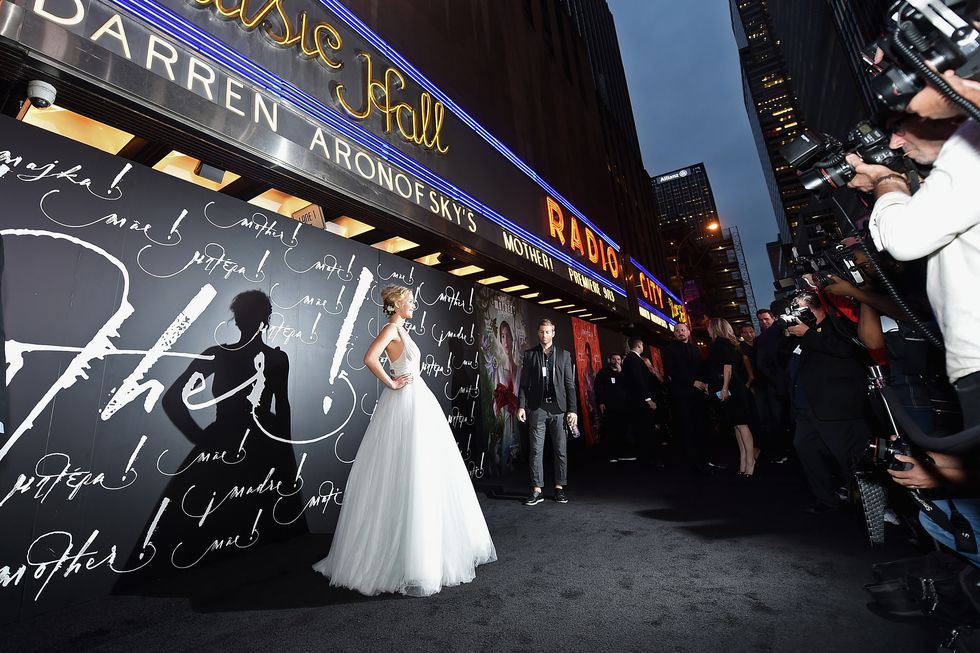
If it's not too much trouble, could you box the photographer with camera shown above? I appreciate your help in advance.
[868,1,980,120]
[824,260,980,566]
[887,448,980,564]
[783,291,871,514]
[844,114,980,430]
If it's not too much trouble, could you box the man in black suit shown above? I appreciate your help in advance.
[595,353,628,462]
[518,318,577,505]
[620,336,659,463]
[755,307,793,463]
[663,323,711,474]
[785,292,870,514]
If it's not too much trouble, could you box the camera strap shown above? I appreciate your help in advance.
[902,158,921,193]
[909,492,978,554]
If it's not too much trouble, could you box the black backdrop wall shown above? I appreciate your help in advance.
[0,116,625,622]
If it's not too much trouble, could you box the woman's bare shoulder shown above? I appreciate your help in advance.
[379,322,402,341]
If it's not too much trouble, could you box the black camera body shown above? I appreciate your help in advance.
[867,435,915,471]
[778,302,818,330]
[780,121,900,198]
[788,228,869,289]
[867,0,980,111]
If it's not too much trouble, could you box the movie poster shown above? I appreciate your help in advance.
[648,345,665,382]
[476,288,528,475]
[571,317,602,445]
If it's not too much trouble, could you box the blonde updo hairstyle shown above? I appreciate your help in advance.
[381,284,411,317]
[707,317,739,348]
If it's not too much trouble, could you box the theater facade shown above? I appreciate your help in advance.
[0,0,680,620]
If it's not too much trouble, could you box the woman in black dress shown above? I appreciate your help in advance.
[702,318,758,477]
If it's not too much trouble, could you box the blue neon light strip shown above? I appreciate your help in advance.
[629,257,682,304]
[318,0,619,251]
[107,0,626,298]
[638,299,677,327]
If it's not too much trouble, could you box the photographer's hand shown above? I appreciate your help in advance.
[786,323,809,338]
[822,274,859,299]
[907,68,980,119]
[888,455,943,489]
[845,154,902,195]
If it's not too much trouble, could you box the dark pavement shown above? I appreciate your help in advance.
[6,455,943,652]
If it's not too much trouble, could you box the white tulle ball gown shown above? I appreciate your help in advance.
[313,324,496,596]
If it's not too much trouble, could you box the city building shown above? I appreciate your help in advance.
[559,0,671,327]
[652,163,756,330]
[729,0,838,291]
[700,226,759,331]
[767,0,890,137]
[731,0,895,296]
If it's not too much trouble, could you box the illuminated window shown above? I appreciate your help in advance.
[152,151,241,191]
[248,188,315,217]
[373,237,419,254]
[330,216,375,238]
[477,275,509,285]
[449,265,484,276]
[414,252,442,266]
[22,104,134,155]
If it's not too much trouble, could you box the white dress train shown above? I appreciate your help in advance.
[313,325,496,596]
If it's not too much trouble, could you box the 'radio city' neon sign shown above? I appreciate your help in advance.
[631,257,685,325]
[546,196,621,281]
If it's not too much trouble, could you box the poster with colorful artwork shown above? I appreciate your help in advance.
[571,317,602,445]
[476,288,528,475]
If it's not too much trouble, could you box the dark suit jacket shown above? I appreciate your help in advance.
[663,340,703,402]
[595,366,627,410]
[791,319,870,421]
[518,345,577,413]
[756,325,791,396]
[621,351,658,408]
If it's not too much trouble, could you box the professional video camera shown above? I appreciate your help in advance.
[779,121,900,198]
[865,0,980,112]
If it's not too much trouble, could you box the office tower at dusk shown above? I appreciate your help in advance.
[652,164,756,329]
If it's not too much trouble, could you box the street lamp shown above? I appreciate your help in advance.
[670,221,720,324]
[671,221,719,290]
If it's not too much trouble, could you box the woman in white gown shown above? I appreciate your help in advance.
[313,284,496,596]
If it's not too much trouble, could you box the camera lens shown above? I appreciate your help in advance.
[799,162,856,197]
[871,66,921,111]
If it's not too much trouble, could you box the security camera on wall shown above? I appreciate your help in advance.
[26,80,56,109]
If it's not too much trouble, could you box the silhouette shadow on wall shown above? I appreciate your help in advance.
[115,290,311,600]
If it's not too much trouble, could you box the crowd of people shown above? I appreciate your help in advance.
[516,312,782,507]
[518,18,980,591]
[509,18,980,649]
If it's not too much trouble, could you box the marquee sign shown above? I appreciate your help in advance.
[0,0,628,312]
[630,257,685,329]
